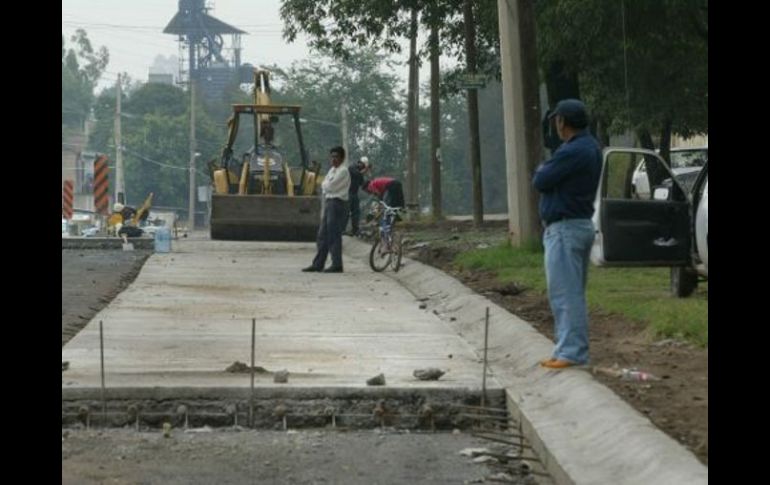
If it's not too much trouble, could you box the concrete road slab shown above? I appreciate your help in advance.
[62,239,494,391]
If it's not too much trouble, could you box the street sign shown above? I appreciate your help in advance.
[459,73,486,89]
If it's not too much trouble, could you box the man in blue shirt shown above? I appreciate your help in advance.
[532,99,602,369]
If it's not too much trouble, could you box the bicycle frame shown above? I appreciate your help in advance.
[368,200,404,272]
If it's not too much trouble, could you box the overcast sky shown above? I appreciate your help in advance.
[62,0,433,92]
[62,0,315,89]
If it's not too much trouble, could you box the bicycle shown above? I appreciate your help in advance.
[368,200,404,272]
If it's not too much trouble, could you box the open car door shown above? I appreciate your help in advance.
[591,148,692,267]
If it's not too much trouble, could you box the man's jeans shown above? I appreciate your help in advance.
[312,198,348,269]
[543,219,595,364]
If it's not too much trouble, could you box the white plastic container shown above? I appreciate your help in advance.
[154,226,171,253]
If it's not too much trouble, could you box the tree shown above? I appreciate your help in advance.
[267,47,407,174]
[62,29,109,130]
[280,0,503,220]
[88,82,223,210]
[418,79,507,216]
[536,0,708,158]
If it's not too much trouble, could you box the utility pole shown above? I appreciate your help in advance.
[406,8,420,211]
[188,80,197,231]
[340,102,349,161]
[114,73,125,204]
[496,0,543,245]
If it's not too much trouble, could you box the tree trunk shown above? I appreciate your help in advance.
[637,128,667,192]
[518,0,544,244]
[406,9,420,212]
[658,116,673,164]
[430,22,442,220]
[463,0,483,227]
[545,60,580,103]
[543,60,580,152]
[638,129,655,150]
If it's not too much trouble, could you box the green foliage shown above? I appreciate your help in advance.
[280,0,502,87]
[62,29,109,129]
[417,79,508,214]
[536,0,708,139]
[268,47,407,173]
[88,82,224,209]
[455,242,708,346]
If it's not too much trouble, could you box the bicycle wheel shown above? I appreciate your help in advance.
[391,232,403,272]
[369,237,392,272]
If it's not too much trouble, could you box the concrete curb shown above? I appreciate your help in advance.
[344,236,707,485]
[62,237,155,250]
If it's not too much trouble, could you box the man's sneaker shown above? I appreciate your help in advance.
[302,266,322,272]
[323,267,343,273]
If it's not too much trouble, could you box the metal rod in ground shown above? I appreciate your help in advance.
[459,413,511,422]
[452,404,508,413]
[471,428,526,440]
[99,320,106,424]
[481,307,490,408]
[250,318,256,428]
[472,432,534,450]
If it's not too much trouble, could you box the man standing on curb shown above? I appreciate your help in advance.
[532,99,602,369]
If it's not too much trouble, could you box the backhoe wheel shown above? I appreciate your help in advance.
[369,238,391,272]
[671,266,698,298]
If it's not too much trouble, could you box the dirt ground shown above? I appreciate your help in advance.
[62,428,540,485]
[401,220,708,465]
[62,249,151,347]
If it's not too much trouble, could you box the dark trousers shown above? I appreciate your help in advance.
[312,198,348,269]
[383,181,405,208]
[349,194,360,233]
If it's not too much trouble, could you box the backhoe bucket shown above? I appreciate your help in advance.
[209,194,320,241]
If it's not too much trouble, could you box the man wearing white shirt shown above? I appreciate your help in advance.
[302,146,351,273]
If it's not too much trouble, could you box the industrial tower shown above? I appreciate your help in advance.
[163,0,248,100]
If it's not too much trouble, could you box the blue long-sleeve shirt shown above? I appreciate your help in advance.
[532,130,602,225]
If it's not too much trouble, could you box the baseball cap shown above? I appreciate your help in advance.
[548,99,588,128]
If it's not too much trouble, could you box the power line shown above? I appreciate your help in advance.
[61,143,210,181]
[121,146,210,179]
[63,20,283,35]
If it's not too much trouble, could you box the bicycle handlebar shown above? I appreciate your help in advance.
[376,199,405,215]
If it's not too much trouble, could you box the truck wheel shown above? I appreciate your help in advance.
[671,266,698,297]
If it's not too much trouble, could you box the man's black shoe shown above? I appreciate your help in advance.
[323,267,343,273]
[302,266,322,272]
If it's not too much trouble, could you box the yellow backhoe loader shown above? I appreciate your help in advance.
[208,69,321,240]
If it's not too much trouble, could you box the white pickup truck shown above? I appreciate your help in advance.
[591,148,708,297]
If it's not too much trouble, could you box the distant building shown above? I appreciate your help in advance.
[148,72,175,85]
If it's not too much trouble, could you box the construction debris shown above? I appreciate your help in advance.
[273,370,289,383]
[225,361,268,373]
[366,373,386,386]
[413,368,446,381]
[459,447,492,457]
